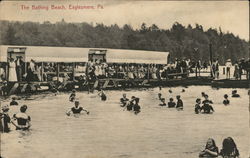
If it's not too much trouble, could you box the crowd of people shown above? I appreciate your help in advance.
[0,87,244,158]
[0,57,250,85]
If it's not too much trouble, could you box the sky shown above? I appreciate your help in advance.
[0,1,249,40]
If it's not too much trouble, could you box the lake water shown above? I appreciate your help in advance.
[1,86,249,158]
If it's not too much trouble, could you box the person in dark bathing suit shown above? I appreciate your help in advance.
[12,105,31,130]
[176,95,183,110]
[98,89,107,101]
[195,98,202,114]
[232,90,240,98]
[120,94,129,107]
[219,137,239,158]
[223,94,230,105]
[159,98,166,106]
[10,97,18,106]
[66,101,89,116]
[201,96,214,114]
[0,105,11,133]
[199,138,219,158]
[126,96,136,111]
[202,95,213,105]
[133,98,141,114]
[168,98,176,108]
[69,90,76,102]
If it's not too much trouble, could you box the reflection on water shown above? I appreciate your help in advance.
[1,86,249,158]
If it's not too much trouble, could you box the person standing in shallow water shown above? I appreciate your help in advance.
[195,98,202,114]
[176,95,183,110]
[223,94,230,105]
[0,105,11,133]
[168,98,176,108]
[199,138,219,157]
[133,98,141,114]
[98,89,107,101]
[120,93,129,107]
[12,105,31,130]
[66,101,89,116]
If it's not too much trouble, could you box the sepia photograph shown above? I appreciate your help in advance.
[0,0,249,158]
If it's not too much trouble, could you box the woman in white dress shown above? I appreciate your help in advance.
[8,58,17,82]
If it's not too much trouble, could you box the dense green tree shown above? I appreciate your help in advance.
[0,20,248,64]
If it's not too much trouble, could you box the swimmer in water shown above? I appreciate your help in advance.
[158,93,163,100]
[168,98,176,108]
[195,98,201,114]
[12,105,31,130]
[125,96,136,111]
[199,138,219,158]
[10,97,18,106]
[201,100,214,114]
[202,95,213,105]
[176,95,183,110]
[66,101,89,116]
[232,90,240,98]
[133,98,141,114]
[98,89,107,101]
[223,94,230,105]
[159,98,166,106]
[69,90,76,102]
[120,93,129,107]
[0,105,11,133]
[201,92,206,98]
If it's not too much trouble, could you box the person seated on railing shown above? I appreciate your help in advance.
[0,63,6,82]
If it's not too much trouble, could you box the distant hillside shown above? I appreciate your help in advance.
[0,20,249,64]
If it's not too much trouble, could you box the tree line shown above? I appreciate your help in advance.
[0,20,249,64]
